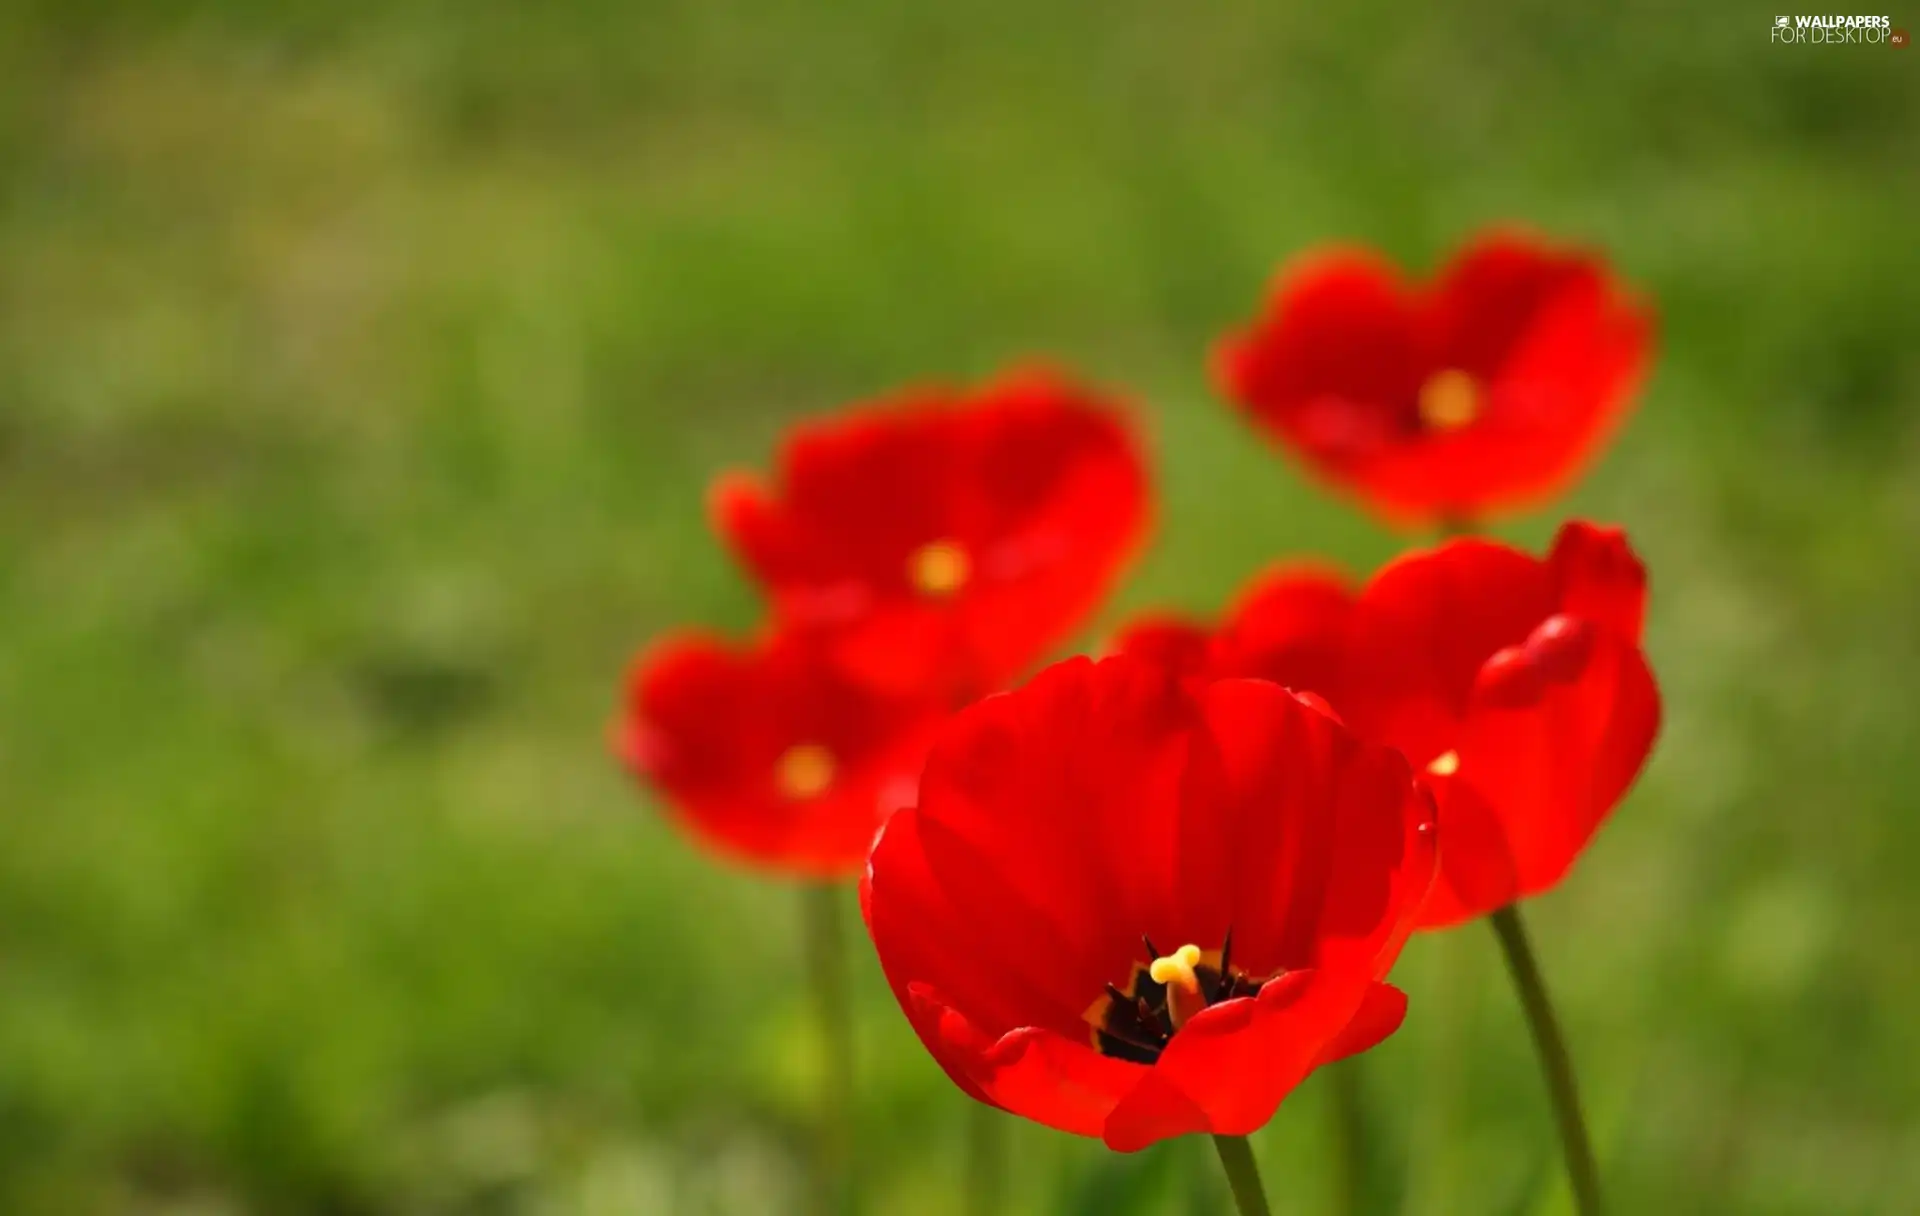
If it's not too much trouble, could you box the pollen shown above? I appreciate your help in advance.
[907,540,971,597]
[775,743,836,800]
[1427,749,1460,776]
[1088,933,1269,1062]
[1148,944,1203,993]
[1148,943,1208,1030]
[1418,368,1482,432]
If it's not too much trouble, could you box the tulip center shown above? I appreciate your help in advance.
[907,540,971,598]
[1085,933,1275,1065]
[1148,943,1210,1031]
[775,743,836,800]
[1148,943,1202,992]
[1417,368,1482,432]
[1426,749,1460,776]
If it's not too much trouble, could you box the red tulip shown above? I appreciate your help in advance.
[862,655,1436,1150]
[711,368,1150,702]
[1113,563,1356,702]
[1103,616,1215,682]
[616,631,945,879]
[1214,230,1652,525]
[1344,522,1660,926]
[1114,522,1661,928]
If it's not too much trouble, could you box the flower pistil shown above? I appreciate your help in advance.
[1084,932,1275,1064]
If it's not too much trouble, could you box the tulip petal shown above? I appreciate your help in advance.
[1213,565,1357,702]
[1345,538,1556,765]
[1548,519,1649,644]
[914,657,1192,997]
[867,806,1092,1043]
[1109,615,1216,679]
[711,372,1148,698]
[621,631,940,877]
[1102,970,1376,1151]
[1183,679,1436,980]
[1411,773,1522,929]
[1216,230,1652,525]
[911,988,1144,1140]
[1215,249,1422,462]
[1440,623,1662,915]
[1315,982,1410,1067]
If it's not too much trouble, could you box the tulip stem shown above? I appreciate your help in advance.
[1211,1134,1273,1216]
[1490,904,1601,1215]
[964,1101,1006,1215]
[1328,1058,1367,1216]
[803,883,857,1216]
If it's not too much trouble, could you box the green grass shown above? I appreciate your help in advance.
[2,1,1917,1211]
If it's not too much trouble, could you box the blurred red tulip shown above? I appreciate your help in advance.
[711,368,1150,702]
[1113,562,1356,701]
[1114,522,1661,928]
[615,631,945,879]
[862,656,1435,1150]
[1214,230,1652,526]
[1104,615,1216,682]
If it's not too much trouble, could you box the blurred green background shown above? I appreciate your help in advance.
[3,1,1917,1212]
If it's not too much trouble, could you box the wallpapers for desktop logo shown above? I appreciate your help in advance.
[1769,14,1905,43]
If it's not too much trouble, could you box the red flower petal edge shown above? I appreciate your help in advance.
[861,655,1436,1149]
[1111,561,1356,704]
[616,630,945,879]
[1214,229,1653,526]
[711,366,1151,701]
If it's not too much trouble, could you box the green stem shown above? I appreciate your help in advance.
[1406,928,1472,1213]
[803,884,856,1216]
[1211,1134,1273,1216]
[964,1100,1006,1215]
[1489,904,1602,1216]
[1328,1058,1367,1216]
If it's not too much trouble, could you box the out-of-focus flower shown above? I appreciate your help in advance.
[711,368,1149,702]
[1214,230,1652,525]
[862,656,1435,1150]
[1112,563,1355,700]
[616,631,944,879]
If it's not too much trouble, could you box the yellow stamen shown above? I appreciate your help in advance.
[1418,368,1482,431]
[775,743,836,800]
[907,540,971,597]
[1149,943,1206,1029]
[1148,944,1203,993]
[1426,749,1460,777]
